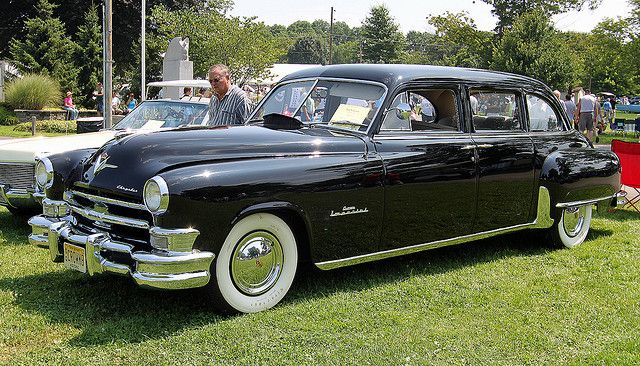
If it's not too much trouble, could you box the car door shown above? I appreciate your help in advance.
[373,85,478,251]
[469,88,536,231]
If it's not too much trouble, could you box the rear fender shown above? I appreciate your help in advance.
[539,148,620,214]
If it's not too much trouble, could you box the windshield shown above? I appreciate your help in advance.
[251,79,386,132]
[113,100,209,130]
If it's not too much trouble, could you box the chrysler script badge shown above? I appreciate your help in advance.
[330,206,369,217]
[93,152,118,176]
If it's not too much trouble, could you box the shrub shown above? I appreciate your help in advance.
[13,119,76,133]
[5,74,61,110]
[0,104,18,125]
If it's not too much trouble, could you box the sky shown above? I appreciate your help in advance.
[229,0,634,34]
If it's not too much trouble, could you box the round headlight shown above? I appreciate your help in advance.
[35,158,54,189]
[143,176,169,214]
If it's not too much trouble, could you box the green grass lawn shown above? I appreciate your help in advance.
[0,206,638,365]
[0,125,67,138]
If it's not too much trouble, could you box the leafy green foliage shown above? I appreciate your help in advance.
[147,5,281,85]
[481,0,602,33]
[5,74,61,110]
[9,0,79,93]
[74,5,103,108]
[0,104,19,126]
[492,9,578,90]
[427,12,493,68]
[287,36,326,64]
[360,5,405,63]
[12,119,76,133]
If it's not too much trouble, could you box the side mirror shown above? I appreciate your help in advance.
[392,103,412,120]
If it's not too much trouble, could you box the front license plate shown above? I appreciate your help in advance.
[64,242,87,273]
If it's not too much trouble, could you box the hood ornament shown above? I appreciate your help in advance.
[93,152,118,176]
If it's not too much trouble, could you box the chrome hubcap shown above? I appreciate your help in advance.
[231,231,284,296]
[563,206,586,238]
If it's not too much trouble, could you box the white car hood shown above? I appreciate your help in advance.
[0,130,117,163]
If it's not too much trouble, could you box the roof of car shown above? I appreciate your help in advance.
[279,64,549,91]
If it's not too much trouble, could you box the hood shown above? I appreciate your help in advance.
[0,131,117,163]
[80,125,367,198]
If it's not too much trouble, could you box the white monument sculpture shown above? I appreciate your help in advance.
[162,37,193,99]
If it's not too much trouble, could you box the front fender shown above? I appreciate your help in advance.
[539,148,620,208]
[44,148,97,200]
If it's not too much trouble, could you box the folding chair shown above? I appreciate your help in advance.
[612,118,625,135]
[611,139,640,212]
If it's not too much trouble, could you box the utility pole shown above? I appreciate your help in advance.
[103,0,113,129]
[328,7,334,65]
[141,0,146,101]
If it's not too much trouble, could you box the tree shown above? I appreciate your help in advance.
[148,6,281,86]
[428,12,493,68]
[333,41,360,64]
[581,18,637,94]
[492,9,578,90]
[360,5,405,63]
[9,0,79,93]
[287,36,326,64]
[480,0,602,34]
[74,5,103,107]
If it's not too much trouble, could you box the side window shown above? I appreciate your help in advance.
[527,94,561,132]
[380,89,460,132]
[471,90,521,131]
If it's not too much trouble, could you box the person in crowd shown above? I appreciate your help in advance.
[563,94,576,125]
[602,97,612,126]
[577,89,596,141]
[207,64,252,125]
[63,91,79,120]
[126,93,137,113]
[553,90,561,100]
[93,82,104,116]
[181,87,192,99]
[111,91,122,115]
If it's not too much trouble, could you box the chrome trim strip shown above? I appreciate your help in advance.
[555,194,618,208]
[68,204,150,229]
[315,186,554,270]
[69,190,146,210]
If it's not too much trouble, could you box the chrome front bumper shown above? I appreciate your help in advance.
[0,184,38,209]
[29,214,215,290]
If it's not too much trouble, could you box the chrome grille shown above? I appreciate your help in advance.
[0,163,34,190]
[65,189,153,245]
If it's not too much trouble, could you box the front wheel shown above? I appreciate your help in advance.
[551,205,592,248]
[206,213,298,314]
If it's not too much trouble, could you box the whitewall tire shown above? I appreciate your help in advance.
[209,213,298,313]
[552,205,592,248]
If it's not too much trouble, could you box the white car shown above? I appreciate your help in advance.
[0,98,210,213]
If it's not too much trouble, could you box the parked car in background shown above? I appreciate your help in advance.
[29,64,621,314]
[0,98,210,214]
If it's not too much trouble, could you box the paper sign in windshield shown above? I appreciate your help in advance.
[330,104,370,125]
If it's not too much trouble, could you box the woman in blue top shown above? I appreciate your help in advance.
[126,93,138,113]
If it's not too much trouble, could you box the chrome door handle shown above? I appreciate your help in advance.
[461,145,475,150]
[477,144,493,148]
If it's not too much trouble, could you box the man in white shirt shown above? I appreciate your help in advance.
[577,89,596,141]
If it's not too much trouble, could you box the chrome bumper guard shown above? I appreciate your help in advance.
[0,184,35,208]
[29,213,215,290]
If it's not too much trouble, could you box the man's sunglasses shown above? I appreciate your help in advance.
[208,78,222,83]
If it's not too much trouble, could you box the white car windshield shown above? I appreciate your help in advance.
[251,79,386,132]
[113,101,209,130]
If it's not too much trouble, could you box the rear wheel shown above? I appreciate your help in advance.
[206,213,298,314]
[551,205,592,248]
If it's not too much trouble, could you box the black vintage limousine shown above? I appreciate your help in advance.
[29,65,621,313]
